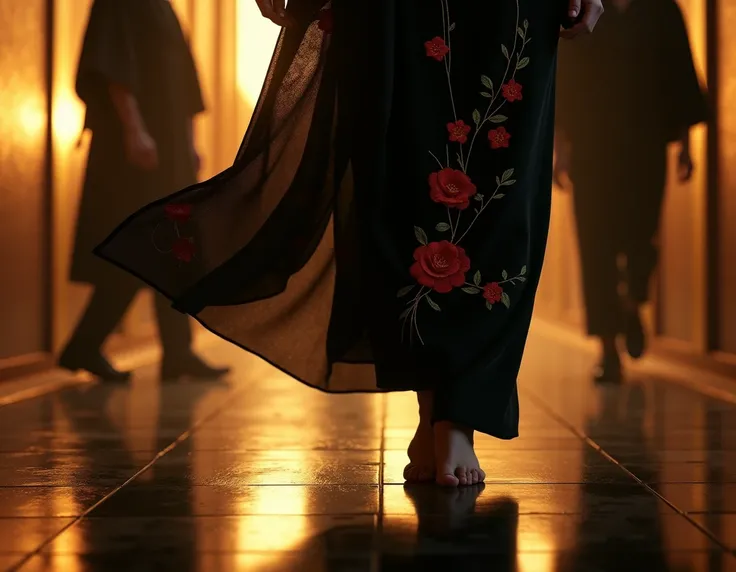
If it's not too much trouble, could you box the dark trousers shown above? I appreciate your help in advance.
[66,276,192,357]
[571,157,666,338]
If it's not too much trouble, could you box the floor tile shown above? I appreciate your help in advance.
[90,485,379,517]
[43,515,376,554]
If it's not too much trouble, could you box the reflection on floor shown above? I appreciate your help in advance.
[0,330,734,572]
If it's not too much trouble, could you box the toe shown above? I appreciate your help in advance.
[455,466,469,485]
[437,464,460,486]
[468,468,479,484]
[403,463,419,482]
[477,468,486,483]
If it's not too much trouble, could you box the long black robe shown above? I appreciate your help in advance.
[556,0,707,336]
[96,0,565,438]
[71,0,204,285]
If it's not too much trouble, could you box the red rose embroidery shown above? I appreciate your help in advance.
[483,282,503,304]
[318,8,333,33]
[488,127,511,149]
[172,237,195,263]
[447,120,471,144]
[501,79,523,102]
[410,241,471,294]
[429,168,477,210]
[425,37,449,61]
[164,203,192,223]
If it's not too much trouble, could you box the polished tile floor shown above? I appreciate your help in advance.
[0,329,735,571]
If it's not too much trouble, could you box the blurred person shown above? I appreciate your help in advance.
[554,0,707,382]
[59,0,230,383]
[95,0,602,485]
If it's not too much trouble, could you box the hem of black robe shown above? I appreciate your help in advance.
[92,244,520,441]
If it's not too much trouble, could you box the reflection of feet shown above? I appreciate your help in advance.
[593,350,622,384]
[625,307,646,359]
[160,353,230,382]
[433,421,485,487]
[58,349,131,383]
[404,391,435,483]
[403,482,485,532]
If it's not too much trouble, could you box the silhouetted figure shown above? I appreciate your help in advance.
[59,0,229,383]
[554,0,707,381]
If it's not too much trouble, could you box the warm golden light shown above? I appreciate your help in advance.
[16,99,45,140]
[52,92,85,148]
[517,528,556,572]
[236,0,281,107]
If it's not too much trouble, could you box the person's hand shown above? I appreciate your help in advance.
[677,146,694,182]
[256,0,291,26]
[561,0,604,39]
[124,127,158,171]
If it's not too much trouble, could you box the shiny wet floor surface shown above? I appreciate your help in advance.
[0,333,735,571]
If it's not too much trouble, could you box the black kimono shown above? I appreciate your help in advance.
[96,0,565,437]
[556,0,707,337]
[65,0,204,359]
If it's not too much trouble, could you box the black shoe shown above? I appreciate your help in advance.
[593,353,622,384]
[58,348,132,383]
[160,353,230,382]
[625,308,646,359]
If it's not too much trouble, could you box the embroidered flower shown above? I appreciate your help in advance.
[501,79,523,102]
[483,282,504,304]
[429,168,477,210]
[447,120,471,144]
[172,237,195,263]
[410,241,471,294]
[164,203,192,223]
[488,126,511,149]
[425,37,450,61]
[318,8,333,33]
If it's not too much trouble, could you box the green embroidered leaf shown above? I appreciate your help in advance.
[399,307,412,320]
[472,109,481,126]
[518,276,527,282]
[449,22,456,32]
[516,57,530,70]
[489,115,507,123]
[492,193,505,199]
[502,168,515,182]
[473,271,482,286]
[495,176,501,186]
[501,292,511,309]
[397,285,414,298]
[481,75,493,90]
[517,26,525,40]
[462,287,480,295]
[501,179,516,186]
[473,193,484,201]
[501,44,509,59]
[502,270,508,280]
[520,265,527,275]
[523,19,529,29]
[435,222,451,232]
[426,296,441,312]
[480,92,493,98]
[414,226,428,245]
[486,301,494,311]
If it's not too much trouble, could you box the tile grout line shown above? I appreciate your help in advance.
[374,392,388,572]
[522,389,736,557]
[6,386,249,572]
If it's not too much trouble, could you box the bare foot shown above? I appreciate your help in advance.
[433,421,486,487]
[403,391,435,483]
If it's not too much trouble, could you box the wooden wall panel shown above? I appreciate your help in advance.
[0,0,50,359]
[716,0,736,353]
[657,0,708,347]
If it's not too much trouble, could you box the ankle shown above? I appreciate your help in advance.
[434,420,474,442]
